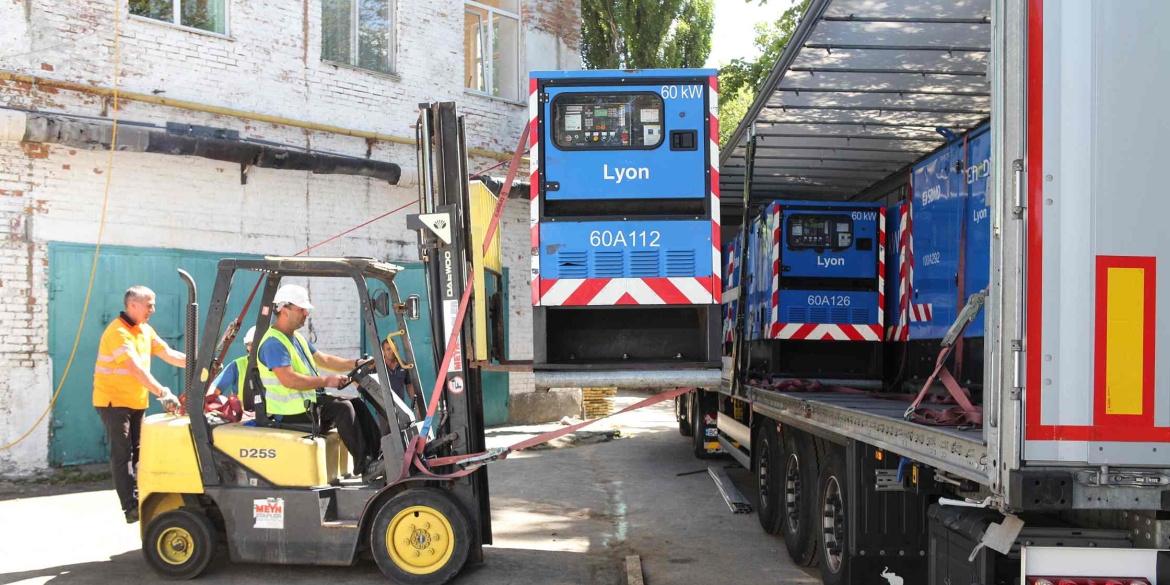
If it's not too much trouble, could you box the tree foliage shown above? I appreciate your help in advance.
[717,0,810,145]
[581,0,714,69]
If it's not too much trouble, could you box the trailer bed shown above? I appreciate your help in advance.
[745,388,988,484]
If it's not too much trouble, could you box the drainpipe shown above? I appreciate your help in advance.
[1,110,416,185]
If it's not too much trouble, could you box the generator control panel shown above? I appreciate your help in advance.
[553,93,664,149]
[787,215,854,250]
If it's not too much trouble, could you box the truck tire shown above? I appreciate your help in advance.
[783,430,820,567]
[755,422,785,534]
[817,447,850,585]
[691,390,719,459]
[677,394,693,437]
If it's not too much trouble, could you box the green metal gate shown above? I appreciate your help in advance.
[49,245,511,466]
[48,243,262,466]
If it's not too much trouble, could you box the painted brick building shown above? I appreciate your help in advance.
[0,0,581,475]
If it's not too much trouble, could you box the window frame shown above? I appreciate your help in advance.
[128,0,232,38]
[321,0,397,76]
[463,0,522,104]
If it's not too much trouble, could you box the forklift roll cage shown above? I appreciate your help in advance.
[185,256,425,486]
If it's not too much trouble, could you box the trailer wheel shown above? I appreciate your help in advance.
[783,431,820,567]
[677,394,693,437]
[142,508,217,580]
[691,390,719,459]
[371,487,471,585]
[818,448,850,585]
[755,422,784,534]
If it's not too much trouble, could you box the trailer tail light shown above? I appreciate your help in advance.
[1028,579,1151,585]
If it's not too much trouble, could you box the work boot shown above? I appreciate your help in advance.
[125,507,139,524]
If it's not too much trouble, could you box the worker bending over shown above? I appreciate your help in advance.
[257,285,373,476]
[94,285,186,524]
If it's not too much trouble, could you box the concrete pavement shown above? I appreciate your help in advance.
[0,391,819,584]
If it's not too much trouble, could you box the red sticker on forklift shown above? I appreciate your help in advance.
[448,375,465,395]
[253,497,284,530]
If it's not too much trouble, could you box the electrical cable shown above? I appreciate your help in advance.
[1,4,121,452]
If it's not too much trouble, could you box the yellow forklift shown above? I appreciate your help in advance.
[134,102,509,583]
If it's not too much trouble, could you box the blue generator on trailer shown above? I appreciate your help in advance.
[733,200,886,381]
[529,69,721,385]
[887,123,991,389]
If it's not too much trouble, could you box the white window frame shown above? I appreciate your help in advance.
[322,0,397,76]
[129,0,231,38]
[464,0,522,104]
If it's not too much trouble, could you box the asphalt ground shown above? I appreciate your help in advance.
[0,391,818,585]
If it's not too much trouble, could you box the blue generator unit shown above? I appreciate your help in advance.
[886,123,991,388]
[730,200,886,380]
[529,69,721,380]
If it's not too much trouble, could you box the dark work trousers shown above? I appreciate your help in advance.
[97,406,145,513]
[351,396,384,461]
[281,395,368,471]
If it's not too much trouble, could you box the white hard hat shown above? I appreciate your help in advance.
[243,326,257,345]
[273,284,314,311]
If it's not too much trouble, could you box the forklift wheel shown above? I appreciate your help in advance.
[371,488,471,585]
[143,508,217,580]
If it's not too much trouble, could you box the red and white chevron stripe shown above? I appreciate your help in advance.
[909,303,933,322]
[708,75,721,304]
[890,202,912,341]
[539,277,716,306]
[877,206,886,328]
[772,323,883,342]
[529,78,541,307]
[722,239,737,344]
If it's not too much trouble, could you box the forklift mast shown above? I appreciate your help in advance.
[408,102,493,552]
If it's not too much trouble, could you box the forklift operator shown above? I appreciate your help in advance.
[257,284,372,475]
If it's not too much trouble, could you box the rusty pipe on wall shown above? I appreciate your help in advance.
[1,109,415,185]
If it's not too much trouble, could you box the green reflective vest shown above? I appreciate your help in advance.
[229,355,247,396]
[257,329,319,416]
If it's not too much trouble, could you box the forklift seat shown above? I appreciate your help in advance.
[245,364,320,436]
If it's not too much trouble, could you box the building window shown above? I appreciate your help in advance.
[129,0,227,35]
[322,0,395,75]
[464,0,520,102]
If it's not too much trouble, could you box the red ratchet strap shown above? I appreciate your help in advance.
[753,378,910,402]
[904,343,983,427]
[398,387,695,482]
[903,292,985,427]
[415,126,529,456]
[747,375,979,427]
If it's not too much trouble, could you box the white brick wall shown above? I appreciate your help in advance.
[0,0,580,475]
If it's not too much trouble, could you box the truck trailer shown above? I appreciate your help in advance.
[677,0,1170,583]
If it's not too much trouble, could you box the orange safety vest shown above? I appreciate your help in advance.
[92,314,164,410]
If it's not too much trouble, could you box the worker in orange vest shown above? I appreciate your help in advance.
[93,285,186,524]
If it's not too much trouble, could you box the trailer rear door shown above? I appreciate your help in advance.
[1024,0,1170,465]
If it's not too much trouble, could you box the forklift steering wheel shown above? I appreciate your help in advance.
[345,355,377,385]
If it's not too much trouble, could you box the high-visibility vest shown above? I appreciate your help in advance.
[229,356,247,395]
[257,329,319,416]
[92,315,163,410]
